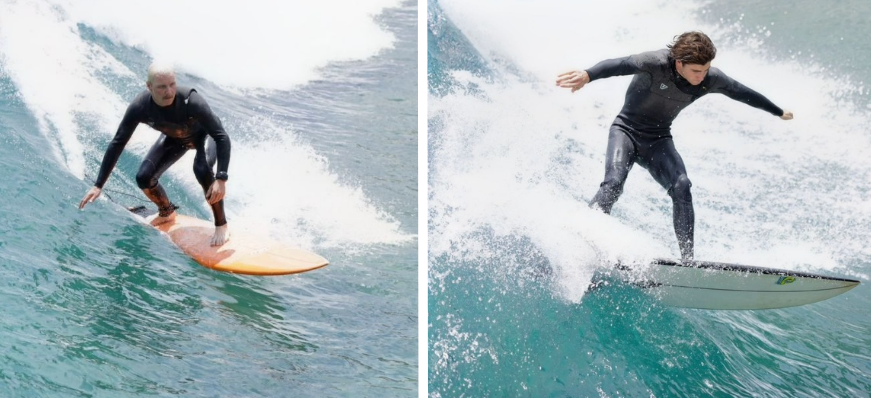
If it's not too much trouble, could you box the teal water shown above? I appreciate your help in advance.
[428,0,871,396]
[0,0,417,396]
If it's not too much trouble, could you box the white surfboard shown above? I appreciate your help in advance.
[617,259,860,310]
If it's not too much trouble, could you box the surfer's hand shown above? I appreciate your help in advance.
[206,180,225,205]
[780,110,794,120]
[556,70,590,93]
[79,186,102,209]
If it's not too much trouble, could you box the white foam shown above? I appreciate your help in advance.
[430,73,665,303]
[0,0,132,177]
[47,0,402,89]
[162,117,411,249]
[431,0,871,302]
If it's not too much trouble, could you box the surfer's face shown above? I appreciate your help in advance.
[676,60,710,86]
[147,73,177,107]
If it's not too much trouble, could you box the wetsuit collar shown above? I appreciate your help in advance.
[668,56,688,84]
[670,56,710,94]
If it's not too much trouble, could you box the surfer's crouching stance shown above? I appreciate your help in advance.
[556,31,792,261]
[79,62,231,246]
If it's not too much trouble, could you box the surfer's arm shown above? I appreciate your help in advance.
[584,56,641,81]
[556,70,592,93]
[188,92,231,176]
[82,102,139,209]
[709,69,789,118]
[557,55,642,92]
[93,103,141,189]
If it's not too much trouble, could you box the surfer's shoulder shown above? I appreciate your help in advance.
[122,90,152,117]
[629,49,670,70]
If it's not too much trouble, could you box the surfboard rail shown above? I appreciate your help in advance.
[618,258,860,310]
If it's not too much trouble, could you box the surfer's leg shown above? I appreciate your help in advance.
[137,135,188,225]
[193,137,229,245]
[589,126,636,213]
[648,139,694,261]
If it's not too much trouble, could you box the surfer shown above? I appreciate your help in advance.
[555,31,792,261]
[79,62,232,246]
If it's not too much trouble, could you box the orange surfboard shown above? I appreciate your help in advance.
[141,211,328,276]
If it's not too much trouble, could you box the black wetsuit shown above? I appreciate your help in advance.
[94,87,231,226]
[584,49,783,260]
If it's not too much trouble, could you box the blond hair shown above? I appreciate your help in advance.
[147,61,176,83]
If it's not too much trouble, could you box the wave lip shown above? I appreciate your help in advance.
[49,0,403,89]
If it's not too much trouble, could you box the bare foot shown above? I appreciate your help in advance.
[149,211,177,226]
[211,224,230,246]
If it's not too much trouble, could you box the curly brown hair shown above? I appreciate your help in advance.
[667,31,717,65]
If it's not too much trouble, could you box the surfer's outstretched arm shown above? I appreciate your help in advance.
[80,99,144,210]
[556,70,591,92]
[93,101,143,189]
[556,55,647,93]
[709,70,793,121]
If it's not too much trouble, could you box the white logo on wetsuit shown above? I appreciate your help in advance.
[660,83,668,90]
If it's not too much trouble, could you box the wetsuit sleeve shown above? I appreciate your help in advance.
[188,91,231,175]
[94,101,142,188]
[584,56,641,81]
[709,69,784,117]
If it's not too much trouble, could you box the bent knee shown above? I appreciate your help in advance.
[136,170,157,189]
[668,174,692,201]
[192,162,214,187]
[192,162,212,179]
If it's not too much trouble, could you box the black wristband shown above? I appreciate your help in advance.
[215,171,228,181]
